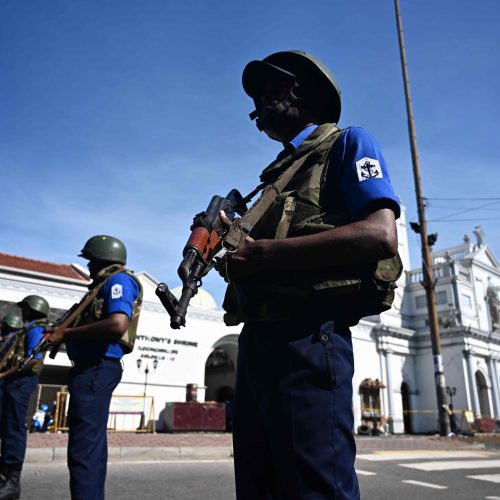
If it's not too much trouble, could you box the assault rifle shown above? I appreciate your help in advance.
[156,189,248,329]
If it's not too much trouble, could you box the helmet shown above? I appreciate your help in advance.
[79,235,127,265]
[242,50,342,126]
[17,295,49,317]
[1,313,23,330]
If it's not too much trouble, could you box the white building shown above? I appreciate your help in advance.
[1,217,499,434]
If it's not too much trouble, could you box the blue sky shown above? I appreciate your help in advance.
[1,0,499,307]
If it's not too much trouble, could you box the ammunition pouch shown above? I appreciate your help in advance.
[223,254,402,326]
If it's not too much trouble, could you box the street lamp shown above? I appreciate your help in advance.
[136,358,159,430]
[446,386,457,407]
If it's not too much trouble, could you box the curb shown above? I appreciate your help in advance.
[25,446,234,463]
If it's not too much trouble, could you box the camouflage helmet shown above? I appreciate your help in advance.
[242,50,342,124]
[79,235,127,265]
[1,313,23,330]
[17,295,49,317]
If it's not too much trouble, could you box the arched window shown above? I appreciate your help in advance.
[475,371,491,418]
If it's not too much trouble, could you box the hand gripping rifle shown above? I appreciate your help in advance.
[155,189,248,329]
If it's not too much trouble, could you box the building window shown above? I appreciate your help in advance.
[417,291,447,309]
[459,270,471,282]
[461,293,472,309]
[435,291,447,305]
[416,295,426,309]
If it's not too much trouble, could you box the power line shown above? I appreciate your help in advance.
[429,217,500,222]
[428,205,500,211]
[429,200,500,222]
[427,197,500,201]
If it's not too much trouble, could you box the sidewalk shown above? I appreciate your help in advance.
[25,432,493,463]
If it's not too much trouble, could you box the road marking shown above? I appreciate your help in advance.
[402,479,447,490]
[356,469,377,476]
[467,474,500,484]
[485,496,500,499]
[400,459,500,471]
[357,450,492,461]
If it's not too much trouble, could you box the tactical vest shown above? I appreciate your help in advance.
[223,123,403,326]
[0,319,48,375]
[74,264,143,354]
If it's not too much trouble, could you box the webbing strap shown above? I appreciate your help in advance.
[223,125,340,251]
[57,266,126,331]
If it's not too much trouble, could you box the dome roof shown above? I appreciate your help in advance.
[171,287,218,311]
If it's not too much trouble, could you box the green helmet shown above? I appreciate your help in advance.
[242,50,342,125]
[79,235,127,265]
[17,295,49,317]
[1,313,23,330]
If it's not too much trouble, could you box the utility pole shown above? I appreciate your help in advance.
[393,0,451,436]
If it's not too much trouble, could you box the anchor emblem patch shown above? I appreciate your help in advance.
[355,157,383,182]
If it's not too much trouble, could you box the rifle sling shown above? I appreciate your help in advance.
[56,267,126,331]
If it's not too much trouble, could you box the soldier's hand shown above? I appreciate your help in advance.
[219,210,264,282]
[46,326,66,345]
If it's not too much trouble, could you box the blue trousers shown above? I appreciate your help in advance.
[0,374,39,465]
[67,358,122,500]
[233,320,360,500]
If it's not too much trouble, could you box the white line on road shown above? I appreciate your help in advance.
[485,496,500,499]
[400,459,500,471]
[355,470,377,476]
[357,451,493,461]
[402,480,448,490]
[467,474,500,484]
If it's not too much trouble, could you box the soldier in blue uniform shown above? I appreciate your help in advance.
[0,297,49,500]
[48,235,142,500]
[0,314,24,423]
[222,51,401,499]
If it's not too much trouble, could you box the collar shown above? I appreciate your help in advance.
[260,123,338,183]
[275,124,318,162]
[288,124,318,150]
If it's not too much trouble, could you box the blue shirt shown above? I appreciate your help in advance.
[284,125,400,220]
[66,272,140,361]
[24,321,45,360]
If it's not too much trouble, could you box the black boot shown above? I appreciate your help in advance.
[0,464,6,486]
[0,464,21,500]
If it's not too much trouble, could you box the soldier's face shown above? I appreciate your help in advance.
[259,79,293,108]
[257,78,307,143]
[87,259,102,278]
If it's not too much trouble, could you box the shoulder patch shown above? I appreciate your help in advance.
[111,284,123,299]
[355,157,383,182]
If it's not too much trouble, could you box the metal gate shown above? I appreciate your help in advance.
[27,383,67,428]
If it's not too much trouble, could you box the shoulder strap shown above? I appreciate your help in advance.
[223,125,341,252]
